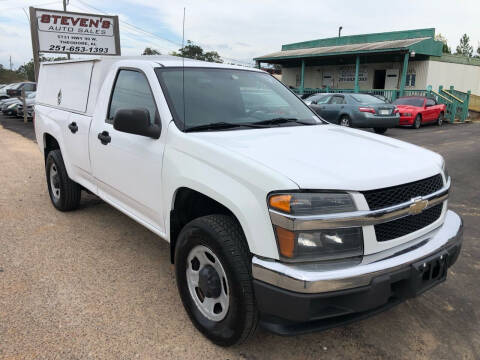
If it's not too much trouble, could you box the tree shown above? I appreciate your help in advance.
[142,47,161,55]
[435,33,451,54]
[455,34,473,57]
[170,40,223,63]
[17,56,67,81]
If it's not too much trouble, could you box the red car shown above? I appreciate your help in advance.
[393,96,446,129]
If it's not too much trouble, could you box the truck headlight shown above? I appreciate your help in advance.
[268,193,363,262]
[269,192,356,215]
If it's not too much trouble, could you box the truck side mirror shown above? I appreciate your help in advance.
[113,108,161,139]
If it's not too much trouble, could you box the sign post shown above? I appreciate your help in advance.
[29,7,121,80]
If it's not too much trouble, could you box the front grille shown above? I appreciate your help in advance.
[362,174,443,210]
[375,204,443,242]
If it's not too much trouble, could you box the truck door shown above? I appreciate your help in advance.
[89,66,166,231]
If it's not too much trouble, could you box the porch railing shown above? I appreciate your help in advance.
[292,85,470,123]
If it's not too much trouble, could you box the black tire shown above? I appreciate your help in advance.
[175,215,258,346]
[437,112,444,126]
[339,115,351,127]
[373,127,388,134]
[45,149,81,211]
[413,114,421,129]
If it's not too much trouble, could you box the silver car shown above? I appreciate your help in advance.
[308,93,399,134]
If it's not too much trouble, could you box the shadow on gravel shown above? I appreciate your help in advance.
[0,114,36,141]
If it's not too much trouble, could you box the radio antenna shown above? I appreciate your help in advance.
[182,7,186,130]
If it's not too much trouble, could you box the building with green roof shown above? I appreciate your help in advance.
[254,28,480,97]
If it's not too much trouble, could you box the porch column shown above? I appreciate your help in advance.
[399,52,409,97]
[354,55,360,93]
[300,59,305,94]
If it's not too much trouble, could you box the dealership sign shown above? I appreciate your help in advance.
[29,7,120,56]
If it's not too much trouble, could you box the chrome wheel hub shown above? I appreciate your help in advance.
[186,245,229,322]
[340,118,350,126]
[49,163,60,200]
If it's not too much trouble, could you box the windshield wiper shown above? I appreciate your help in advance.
[251,117,316,126]
[184,122,266,132]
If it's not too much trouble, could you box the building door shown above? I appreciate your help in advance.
[373,70,386,89]
[385,69,400,89]
[322,72,333,88]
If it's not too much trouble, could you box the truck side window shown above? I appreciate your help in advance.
[108,69,158,124]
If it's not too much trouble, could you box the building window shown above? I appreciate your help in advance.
[406,73,416,87]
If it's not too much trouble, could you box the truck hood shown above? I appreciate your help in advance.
[194,124,443,191]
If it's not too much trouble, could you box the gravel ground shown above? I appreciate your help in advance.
[0,115,479,359]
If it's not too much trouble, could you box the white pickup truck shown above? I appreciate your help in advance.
[34,56,463,346]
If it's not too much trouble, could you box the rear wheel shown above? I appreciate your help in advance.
[339,115,351,127]
[373,128,388,134]
[413,115,421,129]
[46,150,81,211]
[175,215,258,346]
[437,112,444,126]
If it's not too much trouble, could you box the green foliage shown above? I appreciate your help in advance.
[15,56,67,82]
[435,33,451,54]
[142,47,161,55]
[0,64,25,83]
[170,40,223,63]
[455,34,473,57]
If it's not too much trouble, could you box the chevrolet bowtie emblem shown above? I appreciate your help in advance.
[409,197,429,215]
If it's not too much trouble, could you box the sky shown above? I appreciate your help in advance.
[0,0,479,69]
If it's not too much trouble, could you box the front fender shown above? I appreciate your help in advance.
[162,124,298,259]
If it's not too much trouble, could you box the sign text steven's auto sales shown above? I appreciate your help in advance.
[34,9,119,55]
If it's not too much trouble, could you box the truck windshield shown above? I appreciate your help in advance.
[155,68,322,131]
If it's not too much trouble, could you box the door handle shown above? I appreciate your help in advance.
[68,122,78,134]
[97,131,111,145]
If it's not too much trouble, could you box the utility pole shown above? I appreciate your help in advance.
[9,56,12,70]
[63,0,70,60]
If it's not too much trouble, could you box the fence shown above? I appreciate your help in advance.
[292,85,470,123]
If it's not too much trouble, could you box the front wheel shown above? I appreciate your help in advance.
[437,112,444,126]
[413,115,421,129]
[373,128,388,134]
[175,215,258,346]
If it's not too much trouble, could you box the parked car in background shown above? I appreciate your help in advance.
[308,93,399,134]
[17,92,36,120]
[6,82,37,98]
[393,96,446,129]
[0,83,18,100]
[0,97,21,113]
[3,101,20,116]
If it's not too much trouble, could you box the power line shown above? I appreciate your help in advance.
[0,1,59,11]
[73,0,253,66]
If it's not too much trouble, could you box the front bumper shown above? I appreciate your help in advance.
[399,115,415,125]
[252,210,463,335]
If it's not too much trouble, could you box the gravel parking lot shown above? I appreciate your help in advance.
[0,115,479,359]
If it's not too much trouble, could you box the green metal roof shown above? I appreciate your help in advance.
[254,28,443,62]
